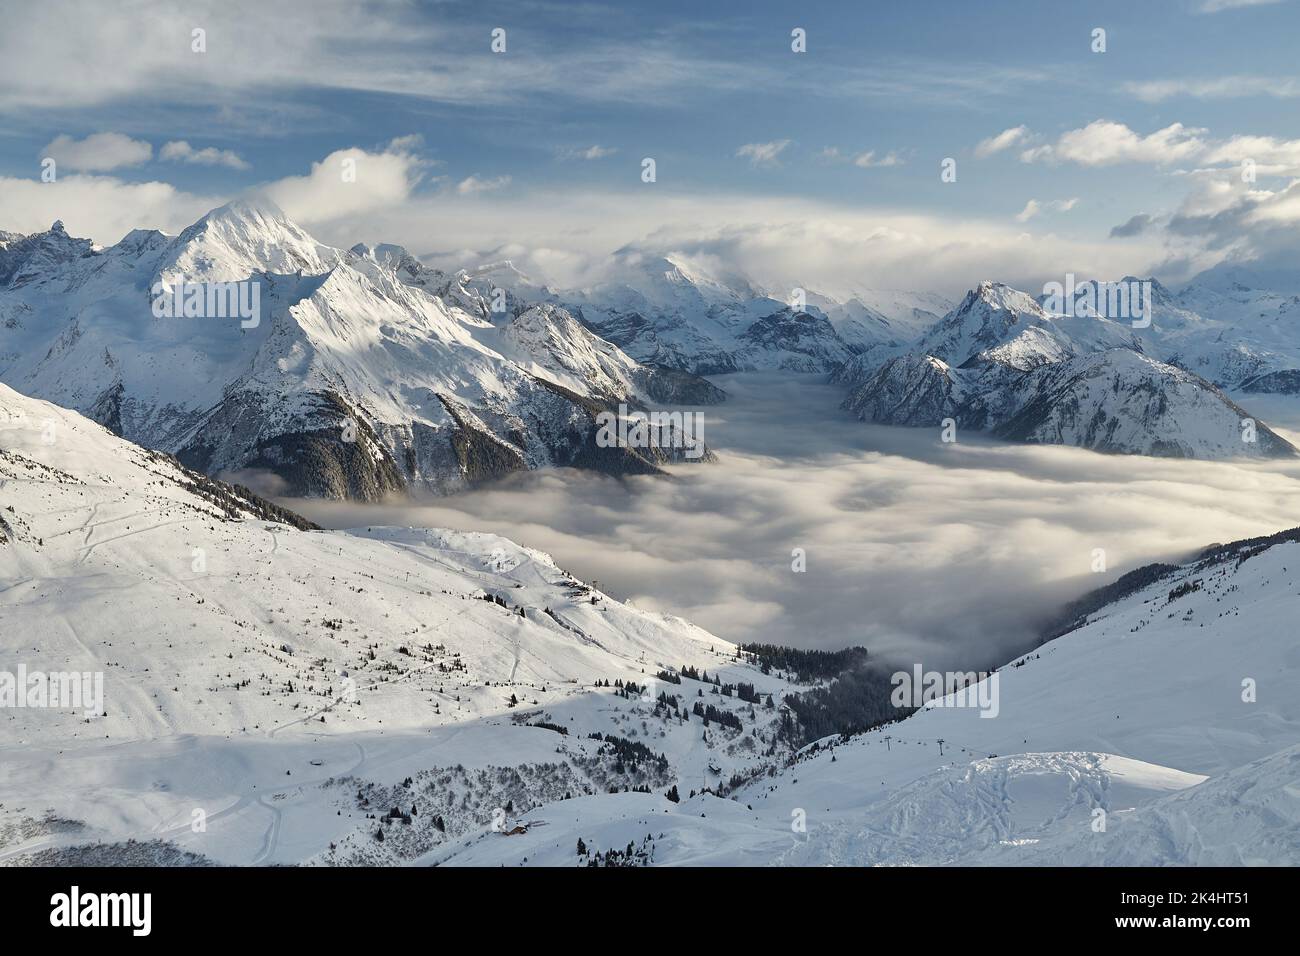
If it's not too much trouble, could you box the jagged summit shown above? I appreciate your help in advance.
[0,218,93,288]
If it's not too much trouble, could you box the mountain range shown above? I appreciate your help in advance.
[464,249,1300,461]
[0,202,723,501]
[4,201,1300,501]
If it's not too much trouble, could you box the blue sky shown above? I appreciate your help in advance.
[3,0,1300,295]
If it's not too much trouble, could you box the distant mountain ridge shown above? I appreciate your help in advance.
[832,279,1299,459]
[7,202,1300,486]
[482,253,1300,460]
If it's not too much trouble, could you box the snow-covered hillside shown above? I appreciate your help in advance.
[0,383,790,865]
[3,383,1294,867]
[0,202,722,501]
[431,522,1300,867]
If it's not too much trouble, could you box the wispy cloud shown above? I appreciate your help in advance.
[974,125,1030,158]
[1197,0,1284,13]
[456,174,513,195]
[1015,198,1079,222]
[852,150,904,168]
[817,146,904,168]
[557,145,617,161]
[736,139,792,168]
[1124,75,1300,102]
[160,140,250,170]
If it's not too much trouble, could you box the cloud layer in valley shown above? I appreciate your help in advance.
[280,374,1300,672]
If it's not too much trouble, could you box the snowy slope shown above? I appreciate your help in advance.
[989,349,1294,458]
[0,384,786,865]
[0,203,722,500]
[434,522,1300,867]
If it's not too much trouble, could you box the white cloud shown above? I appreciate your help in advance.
[0,0,810,113]
[974,125,1030,158]
[1124,75,1300,102]
[40,132,152,172]
[0,140,426,244]
[1014,198,1078,222]
[455,174,512,195]
[350,187,1169,299]
[1240,181,1300,226]
[0,1,1042,118]
[160,140,249,170]
[1014,200,1041,223]
[559,145,616,161]
[0,173,216,242]
[817,146,904,168]
[1023,121,1207,167]
[1198,0,1283,12]
[852,150,904,168]
[1200,134,1300,174]
[264,140,428,223]
[736,140,791,168]
[1010,121,1300,183]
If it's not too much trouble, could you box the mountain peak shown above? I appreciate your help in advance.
[159,198,336,284]
[967,280,1042,314]
[0,218,93,288]
[201,196,292,227]
[469,259,533,284]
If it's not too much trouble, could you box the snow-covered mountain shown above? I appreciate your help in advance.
[482,249,946,376]
[2,383,1294,866]
[1161,268,1300,393]
[0,202,722,500]
[836,280,1297,459]
[1052,268,1300,393]
[513,256,1300,460]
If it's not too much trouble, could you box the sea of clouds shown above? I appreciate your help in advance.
[283,373,1300,671]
